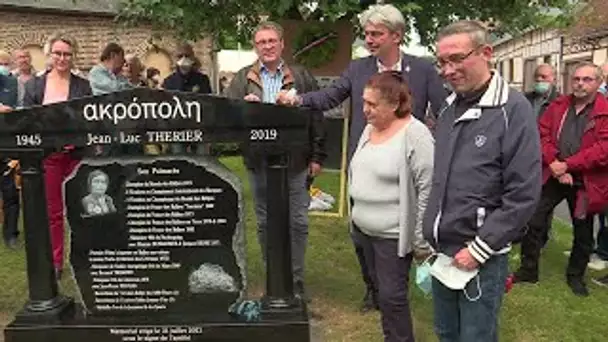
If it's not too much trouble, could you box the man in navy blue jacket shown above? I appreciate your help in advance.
[277,3,447,312]
[423,21,540,341]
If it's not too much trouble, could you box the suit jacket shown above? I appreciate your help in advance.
[301,53,447,162]
[23,72,92,156]
[23,72,92,107]
[0,74,18,108]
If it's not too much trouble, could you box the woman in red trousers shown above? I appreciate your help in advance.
[23,33,92,279]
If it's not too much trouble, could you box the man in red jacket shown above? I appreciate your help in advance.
[513,62,608,296]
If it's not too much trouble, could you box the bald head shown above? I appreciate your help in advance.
[534,64,556,84]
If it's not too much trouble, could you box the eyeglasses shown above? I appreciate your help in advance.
[436,49,477,69]
[572,76,597,83]
[51,51,73,59]
[255,38,279,47]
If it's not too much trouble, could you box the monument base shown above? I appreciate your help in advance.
[4,305,311,342]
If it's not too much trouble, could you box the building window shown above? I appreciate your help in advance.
[524,59,537,92]
[509,59,515,82]
[544,55,551,64]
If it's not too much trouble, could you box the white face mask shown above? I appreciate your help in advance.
[177,57,193,68]
[430,253,481,301]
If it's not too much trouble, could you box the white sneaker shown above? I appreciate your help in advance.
[588,254,608,271]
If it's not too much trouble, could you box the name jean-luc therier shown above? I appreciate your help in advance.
[83,96,202,124]
[86,130,203,146]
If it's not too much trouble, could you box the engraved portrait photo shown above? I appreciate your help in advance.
[81,169,116,217]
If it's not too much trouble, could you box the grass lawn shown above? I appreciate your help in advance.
[0,156,607,341]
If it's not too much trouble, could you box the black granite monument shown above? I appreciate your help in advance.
[1,88,313,341]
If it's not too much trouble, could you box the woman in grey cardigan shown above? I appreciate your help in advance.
[349,71,434,342]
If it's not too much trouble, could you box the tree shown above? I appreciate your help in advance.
[115,0,577,49]
[566,0,608,37]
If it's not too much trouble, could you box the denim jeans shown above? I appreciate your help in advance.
[432,254,509,342]
[248,166,310,283]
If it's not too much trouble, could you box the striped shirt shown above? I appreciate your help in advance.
[377,56,402,73]
[260,62,284,103]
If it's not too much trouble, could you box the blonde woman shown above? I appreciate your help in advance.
[24,33,91,279]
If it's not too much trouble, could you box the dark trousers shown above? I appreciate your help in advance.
[353,227,414,342]
[520,178,594,279]
[352,232,376,291]
[1,175,20,243]
[350,197,377,293]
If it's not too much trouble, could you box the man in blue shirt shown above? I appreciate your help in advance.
[225,21,326,302]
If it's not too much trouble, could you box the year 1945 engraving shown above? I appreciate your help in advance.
[16,134,42,147]
[250,129,278,141]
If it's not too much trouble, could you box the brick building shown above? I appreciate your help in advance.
[0,0,217,88]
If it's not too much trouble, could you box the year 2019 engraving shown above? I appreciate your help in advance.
[249,129,278,141]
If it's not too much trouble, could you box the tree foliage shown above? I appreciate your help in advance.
[566,0,608,36]
[115,0,578,49]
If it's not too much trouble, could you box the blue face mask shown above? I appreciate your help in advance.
[415,259,433,296]
[0,66,9,77]
[599,83,607,95]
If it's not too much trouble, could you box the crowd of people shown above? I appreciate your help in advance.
[0,35,214,278]
[272,4,608,342]
[0,3,607,342]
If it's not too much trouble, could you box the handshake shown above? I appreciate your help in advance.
[243,88,302,106]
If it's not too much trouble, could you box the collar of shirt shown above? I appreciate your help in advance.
[569,98,594,116]
[260,60,284,75]
[259,60,285,104]
[377,56,402,73]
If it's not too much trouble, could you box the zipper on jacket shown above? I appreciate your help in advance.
[433,209,442,245]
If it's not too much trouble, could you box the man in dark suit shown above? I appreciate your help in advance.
[0,50,20,248]
[277,3,447,312]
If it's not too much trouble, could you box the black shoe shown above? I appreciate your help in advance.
[512,270,539,284]
[360,288,379,313]
[294,281,311,303]
[567,277,589,297]
[592,275,608,288]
